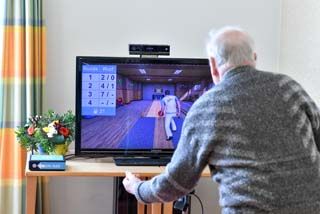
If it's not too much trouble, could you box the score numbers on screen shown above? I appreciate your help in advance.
[82,65,117,116]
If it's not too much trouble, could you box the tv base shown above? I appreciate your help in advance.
[114,157,171,166]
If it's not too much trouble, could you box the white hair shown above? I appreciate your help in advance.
[206,26,255,67]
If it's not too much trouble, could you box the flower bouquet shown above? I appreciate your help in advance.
[15,110,75,155]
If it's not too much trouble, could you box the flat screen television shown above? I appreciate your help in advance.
[75,56,212,164]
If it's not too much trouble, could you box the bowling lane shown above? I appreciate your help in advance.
[145,100,162,117]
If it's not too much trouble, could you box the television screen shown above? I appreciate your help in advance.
[75,57,212,157]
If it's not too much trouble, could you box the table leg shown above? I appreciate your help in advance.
[146,204,152,214]
[26,176,37,214]
[151,203,162,214]
[163,202,173,214]
[137,202,145,214]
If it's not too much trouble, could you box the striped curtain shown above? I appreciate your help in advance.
[0,0,47,213]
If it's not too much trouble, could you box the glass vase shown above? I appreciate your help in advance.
[37,145,48,155]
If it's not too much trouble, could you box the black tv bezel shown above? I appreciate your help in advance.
[75,56,209,157]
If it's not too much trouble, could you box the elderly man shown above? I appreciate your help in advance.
[123,26,320,213]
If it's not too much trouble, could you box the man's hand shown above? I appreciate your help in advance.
[123,171,142,194]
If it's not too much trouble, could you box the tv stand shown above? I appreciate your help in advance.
[114,157,171,166]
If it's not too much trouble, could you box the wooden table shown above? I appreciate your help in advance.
[25,158,210,214]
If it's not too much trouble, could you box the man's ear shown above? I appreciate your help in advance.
[253,52,257,61]
[209,57,218,76]
[209,57,220,84]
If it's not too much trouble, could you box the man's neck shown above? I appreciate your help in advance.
[219,62,255,80]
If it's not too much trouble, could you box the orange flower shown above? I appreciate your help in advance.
[59,127,70,137]
[27,126,35,135]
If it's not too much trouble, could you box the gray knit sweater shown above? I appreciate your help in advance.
[133,66,320,214]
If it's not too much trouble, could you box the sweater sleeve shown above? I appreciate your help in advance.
[289,78,320,151]
[134,96,215,203]
[279,75,320,151]
[303,94,320,151]
[315,124,320,152]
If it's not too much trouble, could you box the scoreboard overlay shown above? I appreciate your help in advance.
[82,64,117,116]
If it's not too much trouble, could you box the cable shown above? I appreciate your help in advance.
[189,192,204,214]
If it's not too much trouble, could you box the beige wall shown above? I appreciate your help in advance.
[280,0,320,105]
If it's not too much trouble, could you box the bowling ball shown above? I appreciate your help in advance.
[116,97,123,105]
[158,110,164,117]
